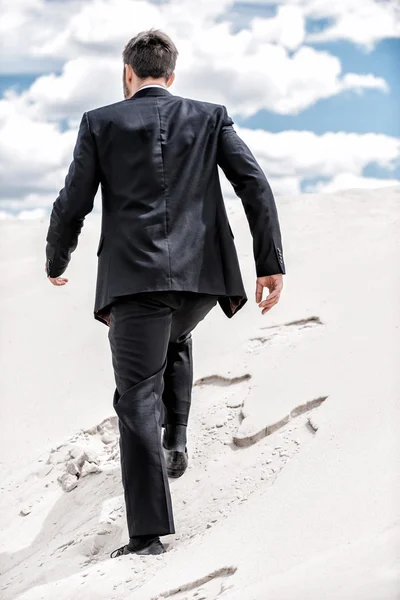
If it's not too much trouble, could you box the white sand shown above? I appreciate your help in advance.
[0,187,399,599]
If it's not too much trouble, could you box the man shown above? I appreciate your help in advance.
[45,29,286,558]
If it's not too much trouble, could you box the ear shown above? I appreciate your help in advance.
[167,72,175,87]
[125,63,134,83]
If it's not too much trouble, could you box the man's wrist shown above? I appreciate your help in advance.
[256,264,286,277]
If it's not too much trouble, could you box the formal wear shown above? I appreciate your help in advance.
[45,86,285,538]
[109,290,218,536]
[45,86,285,325]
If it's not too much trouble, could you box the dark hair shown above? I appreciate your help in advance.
[122,29,178,80]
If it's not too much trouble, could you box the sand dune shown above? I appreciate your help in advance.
[0,187,399,599]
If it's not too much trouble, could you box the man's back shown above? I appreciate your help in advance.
[89,87,236,305]
[92,88,223,220]
[46,85,285,328]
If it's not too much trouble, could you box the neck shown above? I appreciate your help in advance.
[137,80,167,92]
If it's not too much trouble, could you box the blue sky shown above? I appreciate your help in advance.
[2,37,398,139]
[236,36,400,187]
[239,39,400,138]
[0,0,399,216]
[225,2,400,186]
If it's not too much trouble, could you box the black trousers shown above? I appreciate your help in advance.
[108,290,218,538]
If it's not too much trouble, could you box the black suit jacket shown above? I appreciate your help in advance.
[45,86,285,326]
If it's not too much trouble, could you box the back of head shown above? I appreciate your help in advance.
[123,29,178,81]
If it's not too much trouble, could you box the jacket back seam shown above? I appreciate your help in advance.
[155,97,172,288]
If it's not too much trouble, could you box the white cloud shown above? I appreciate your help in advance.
[218,127,400,197]
[239,0,400,50]
[17,207,48,220]
[2,0,399,82]
[0,98,74,197]
[0,0,398,210]
[0,102,398,210]
[38,0,164,59]
[0,0,231,73]
[234,127,400,180]
[0,207,48,220]
[4,32,388,123]
[305,173,400,193]
[0,0,390,121]
[0,0,77,74]
[304,0,400,50]
[0,193,62,211]
[341,73,389,93]
[176,38,387,117]
[251,5,306,50]
[19,57,123,121]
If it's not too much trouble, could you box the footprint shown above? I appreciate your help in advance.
[260,316,323,330]
[194,374,251,387]
[248,316,323,353]
[233,396,328,448]
[79,527,122,561]
[153,566,237,599]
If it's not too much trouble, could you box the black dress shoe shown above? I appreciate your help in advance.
[162,424,189,478]
[110,536,165,558]
[163,444,189,478]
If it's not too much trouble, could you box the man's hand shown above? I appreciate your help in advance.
[45,262,69,286]
[255,274,283,314]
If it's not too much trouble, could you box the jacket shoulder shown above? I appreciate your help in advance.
[179,96,225,115]
[86,100,127,121]
[174,97,230,128]
[86,96,227,123]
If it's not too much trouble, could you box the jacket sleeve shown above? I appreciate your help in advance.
[45,112,100,277]
[216,105,286,277]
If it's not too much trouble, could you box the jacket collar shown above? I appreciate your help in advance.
[128,87,172,100]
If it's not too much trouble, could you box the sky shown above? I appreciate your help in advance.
[0,0,399,218]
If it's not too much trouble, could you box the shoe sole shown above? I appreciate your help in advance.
[167,468,187,478]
